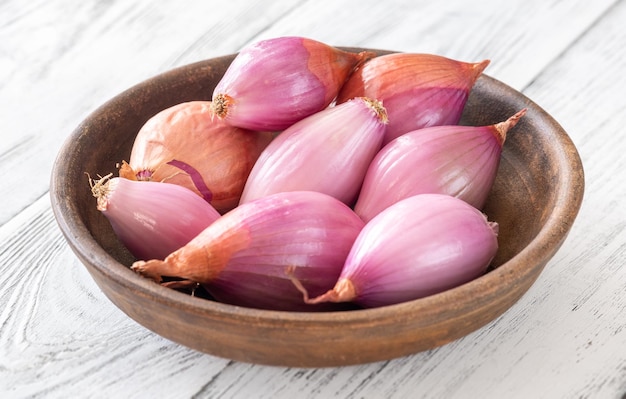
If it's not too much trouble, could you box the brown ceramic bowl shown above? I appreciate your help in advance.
[50,49,584,367]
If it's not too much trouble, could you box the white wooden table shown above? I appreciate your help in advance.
[2,1,625,397]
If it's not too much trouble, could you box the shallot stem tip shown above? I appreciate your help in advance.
[474,59,491,76]
[494,108,528,144]
[285,266,348,305]
[285,265,313,303]
[355,50,378,69]
[131,260,165,283]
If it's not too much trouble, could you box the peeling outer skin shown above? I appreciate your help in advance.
[166,159,213,202]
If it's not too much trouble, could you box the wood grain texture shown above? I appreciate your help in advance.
[0,0,615,224]
[0,0,298,225]
[1,0,626,397]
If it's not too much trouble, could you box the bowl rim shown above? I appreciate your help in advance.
[50,53,585,329]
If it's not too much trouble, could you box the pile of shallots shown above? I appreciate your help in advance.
[90,36,526,312]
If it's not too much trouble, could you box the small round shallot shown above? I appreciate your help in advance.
[120,101,273,214]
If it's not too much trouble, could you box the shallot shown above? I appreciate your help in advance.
[131,191,365,311]
[294,194,499,308]
[354,109,526,222]
[90,176,221,260]
[119,101,273,214]
[239,97,388,206]
[337,53,489,144]
[212,36,373,131]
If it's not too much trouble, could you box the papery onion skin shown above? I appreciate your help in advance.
[91,176,221,261]
[239,97,388,206]
[336,53,489,144]
[212,36,373,131]
[307,194,499,308]
[354,109,526,222]
[119,101,273,214]
[132,191,365,311]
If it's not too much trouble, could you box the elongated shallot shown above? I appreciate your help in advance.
[293,194,499,308]
[132,191,365,311]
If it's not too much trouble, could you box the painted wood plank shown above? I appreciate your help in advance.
[252,0,617,89]
[0,195,232,398]
[0,0,616,226]
[2,0,626,398]
[0,0,299,225]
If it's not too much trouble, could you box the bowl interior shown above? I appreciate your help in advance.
[50,49,585,367]
[69,56,555,270]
